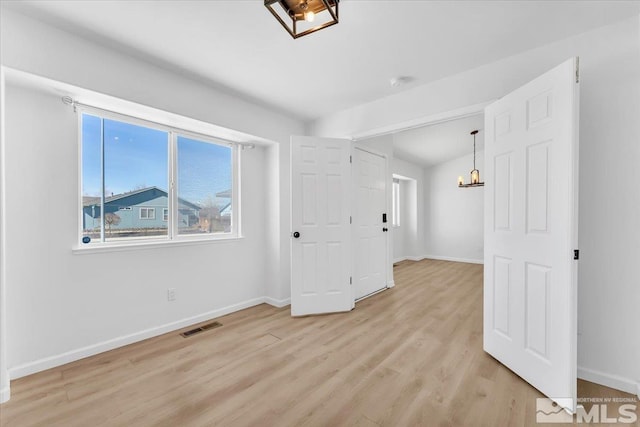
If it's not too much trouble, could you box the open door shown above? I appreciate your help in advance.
[291,135,353,316]
[484,58,579,412]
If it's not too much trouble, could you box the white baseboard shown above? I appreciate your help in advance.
[8,296,267,380]
[422,254,484,265]
[393,255,483,265]
[264,296,291,308]
[0,385,9,404]
[387,280,395,288]
[393,256,426,263]
[578,366,639,396]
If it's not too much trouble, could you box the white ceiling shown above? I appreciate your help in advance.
[5,0,640,123]
[392,114,485,167]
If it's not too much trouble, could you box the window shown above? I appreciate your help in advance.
[392,178,400,227]
[176,135,233,235]
[80,110,237,245]
[139,207,156,220]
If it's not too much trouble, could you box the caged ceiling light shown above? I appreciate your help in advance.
[458,130,485,188]
[265,0,339,39]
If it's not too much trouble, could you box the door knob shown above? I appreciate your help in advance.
[293,231,301,238]
[382,227,388,232]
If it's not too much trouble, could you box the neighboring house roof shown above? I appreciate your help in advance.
[83,186,201,210]
[216,189,231,198]
[220,202,232,217]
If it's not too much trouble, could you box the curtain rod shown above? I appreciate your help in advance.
[61,96,256,150]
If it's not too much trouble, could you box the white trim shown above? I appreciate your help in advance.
[386,280,395,288]
[577,366,639,396]
[394,255,484,265]
[0,66,8,404]
[264,297,291,308]
[350,101,493,141]
[8,296,266,380]
[0,384,9,404]
[392,179,400,227]
[72,235,244,254]
[355,287,387,303]
[421,254,484,265]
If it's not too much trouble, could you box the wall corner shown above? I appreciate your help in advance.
[0,379,10,404]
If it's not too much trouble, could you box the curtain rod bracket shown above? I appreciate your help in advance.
[61,96,77,112]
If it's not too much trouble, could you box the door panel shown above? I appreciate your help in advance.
[484,58,579,412]
[291,136,352,316]
[353,148,387,300]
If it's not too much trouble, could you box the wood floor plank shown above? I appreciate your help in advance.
[1,260,637,426]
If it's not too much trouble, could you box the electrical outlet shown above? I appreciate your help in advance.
[167,288,176,301]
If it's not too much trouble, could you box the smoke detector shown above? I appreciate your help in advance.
[390,76,412,87]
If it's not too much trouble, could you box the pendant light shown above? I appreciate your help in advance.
[265,0,339,39]
[458,130,485,188]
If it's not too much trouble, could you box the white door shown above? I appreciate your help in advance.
[353,147,387,300]
[291,135,353,316]
[484,58,579,412]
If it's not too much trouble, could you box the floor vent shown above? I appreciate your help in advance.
[180,321,223,338]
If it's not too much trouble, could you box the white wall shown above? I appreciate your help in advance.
[312,15,640,394]
[0,7,304,395]
[391,157,424,262]
[423,152,484,264]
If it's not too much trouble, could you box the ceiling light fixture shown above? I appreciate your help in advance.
[265,0,339,39]
[458,130,485,188]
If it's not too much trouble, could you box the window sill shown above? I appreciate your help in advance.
[72,235,244,255]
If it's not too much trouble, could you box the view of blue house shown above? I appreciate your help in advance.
[83,187,201,236]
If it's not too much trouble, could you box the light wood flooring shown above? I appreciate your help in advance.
[0,260,637,426]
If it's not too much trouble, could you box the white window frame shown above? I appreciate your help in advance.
[76,105,241,251]
[139,207,156,220]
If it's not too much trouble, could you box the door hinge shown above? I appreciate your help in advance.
[349,155,352,163]
[350,276,352,285]
[350,216,352,224]
[576,57,580,83]
[574,249,579,260]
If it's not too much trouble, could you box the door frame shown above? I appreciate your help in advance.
[349,101,495,142]
[351,143,392,301]
[350,103,494,294]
